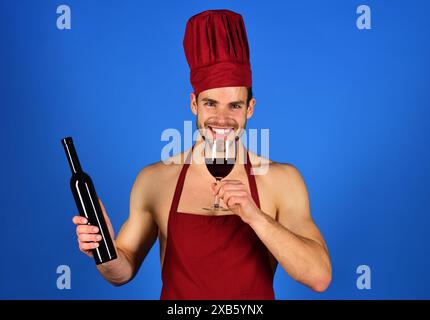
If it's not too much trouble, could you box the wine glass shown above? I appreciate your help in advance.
[202,136,237,212]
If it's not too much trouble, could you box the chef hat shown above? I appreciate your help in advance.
[183,10,252,95]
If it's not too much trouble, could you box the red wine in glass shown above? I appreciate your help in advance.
[203,139,237,211]
[205,158,235,180]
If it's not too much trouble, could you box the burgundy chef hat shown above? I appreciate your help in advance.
[183,9,252,95]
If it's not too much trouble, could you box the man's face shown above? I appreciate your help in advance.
[190,86,255,141]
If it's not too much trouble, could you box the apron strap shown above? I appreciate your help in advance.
[169,144,261,212]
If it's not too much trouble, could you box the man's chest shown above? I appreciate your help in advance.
[151,168,278,240]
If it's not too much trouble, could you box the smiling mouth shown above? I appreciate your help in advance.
[206,126,235,140]
[208,126,234,134]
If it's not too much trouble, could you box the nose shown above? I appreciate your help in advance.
[213,108,233,123]
[211,117,232,127]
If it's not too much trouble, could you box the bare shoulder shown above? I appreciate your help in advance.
[131,151,188,210]
[249,152,326,250]
[248,151,308,207]
[135,152,186,188]
[269,162,305,188]
[247,150,303,184]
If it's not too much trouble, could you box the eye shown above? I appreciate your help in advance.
[204,101,215,107]
[230,104,242,109]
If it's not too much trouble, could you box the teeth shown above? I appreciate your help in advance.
[213,128,232,134]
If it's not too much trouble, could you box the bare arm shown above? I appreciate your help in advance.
[248,164,331,292]
[74,167,158,286]
[214,163,332,292]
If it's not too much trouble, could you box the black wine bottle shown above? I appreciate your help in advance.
[61,136,117,265]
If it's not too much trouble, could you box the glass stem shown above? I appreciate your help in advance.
[214,178,221,209]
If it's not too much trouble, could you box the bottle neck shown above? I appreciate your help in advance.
[62,137,83,174]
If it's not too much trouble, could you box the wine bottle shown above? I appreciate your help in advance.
[61,136,117,265]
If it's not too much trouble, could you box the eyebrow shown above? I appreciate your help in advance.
[229,100,246,106]
[200,98,245,105]
[201,97,219,104]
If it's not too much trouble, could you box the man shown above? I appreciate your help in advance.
[73,9,331,299]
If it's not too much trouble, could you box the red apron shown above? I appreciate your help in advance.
[160,148,275,299]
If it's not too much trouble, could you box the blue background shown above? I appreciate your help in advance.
[1,0,429,299]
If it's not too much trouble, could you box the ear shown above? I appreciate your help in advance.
[246,97,256,119]
[190,93,198,116]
